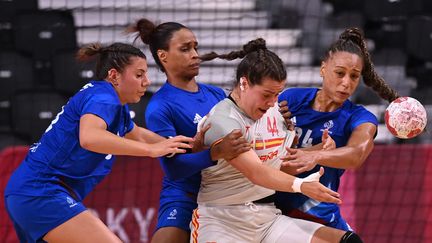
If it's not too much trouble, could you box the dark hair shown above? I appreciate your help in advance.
[324,27,399,102]
[77,42,146,80]
[200,38,287,86]
[127,18,189,72]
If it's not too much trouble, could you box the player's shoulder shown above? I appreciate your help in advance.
[280,87,317,98]
[206,98,238,122]
[198,83,227,98]
[279,87,317,109]
[344,100,371,114]
[72,80,118,105]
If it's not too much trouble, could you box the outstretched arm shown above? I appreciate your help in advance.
[161,129,250,180]
[282,123,376,173]
[228,149,341,204]
[125,124,166,143]
[79,114,192,158]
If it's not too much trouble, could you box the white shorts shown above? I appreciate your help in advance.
[190,202,324,243]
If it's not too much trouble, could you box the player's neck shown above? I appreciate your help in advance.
[167,75,198,92]
[313,90,341,112]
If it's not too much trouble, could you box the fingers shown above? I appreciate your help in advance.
[322,129,329,140]
[175,142,193,149]
[173,148,187,154]
[320,187,341,204]
[285,147,297,154]
[227,129,243,139]
[278,100,292,120]
[318,166,324,176]
[172,135,194,143]
[201,124,211,134]
[279,100,288,107]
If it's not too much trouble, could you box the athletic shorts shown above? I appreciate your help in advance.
[155,201,197,232]
[5,191,86,243]
[190,202,324,243]
[327,214,353,231]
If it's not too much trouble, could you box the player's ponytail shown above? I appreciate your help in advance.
[76,43,103,62]
[77,42,145,80]
[200,38,267,61]
[325,27,399,103]
[127,19,188,73]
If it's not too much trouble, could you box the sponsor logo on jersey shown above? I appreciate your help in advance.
[167,209,177,220]
[29,142,41,152]
[258,150,279,162]
[193,113,203,124]
[66,196,77,208]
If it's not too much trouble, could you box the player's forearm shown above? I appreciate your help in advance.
[161,149,214,180]
[136,127,166,143]
[247,164,297,192]
[314,145,373,169]
[301,143,323,151]
[230,151,296,192]
[80,129,152,156]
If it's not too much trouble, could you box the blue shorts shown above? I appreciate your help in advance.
[5,191,86,243]
[327,215,353,231]
[155,201,197,232]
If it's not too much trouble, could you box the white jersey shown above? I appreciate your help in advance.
[197,98,295,205]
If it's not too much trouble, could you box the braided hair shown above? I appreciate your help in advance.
[324,27,399,102]
[200,38,286,86]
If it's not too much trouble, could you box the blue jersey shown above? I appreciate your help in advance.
[145,82,226,206]
[275,87,378,229]
[5,81,134,201]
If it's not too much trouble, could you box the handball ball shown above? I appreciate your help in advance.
[384,97,427,139]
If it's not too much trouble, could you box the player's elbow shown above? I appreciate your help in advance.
[351,143,374,169]
[79,133,96,150]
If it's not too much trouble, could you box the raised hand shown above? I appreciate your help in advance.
[321,129,335,150]
[210,129,251,161]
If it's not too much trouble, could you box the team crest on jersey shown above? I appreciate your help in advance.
[322,120,334,134]
[193,113,203,124]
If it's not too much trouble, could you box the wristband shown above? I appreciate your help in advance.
[292,178,303,193]
[292,168,323,193]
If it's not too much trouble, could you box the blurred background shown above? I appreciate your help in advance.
[0,0,432,242]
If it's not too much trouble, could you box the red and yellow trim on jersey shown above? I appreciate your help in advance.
[191,208,200,243]
[254,137,285,150]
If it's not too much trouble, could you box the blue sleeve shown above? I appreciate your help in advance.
[124,105,134,133]
[278,88,295,104]
[159,150,214,180]
[145,98,214,180]
[81,97,121,127]
[349,106,379,133]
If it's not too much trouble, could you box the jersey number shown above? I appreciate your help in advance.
[267,116,279,136]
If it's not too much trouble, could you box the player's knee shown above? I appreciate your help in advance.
[340,231,363,243]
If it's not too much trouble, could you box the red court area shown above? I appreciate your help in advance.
[1,145,431,243]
